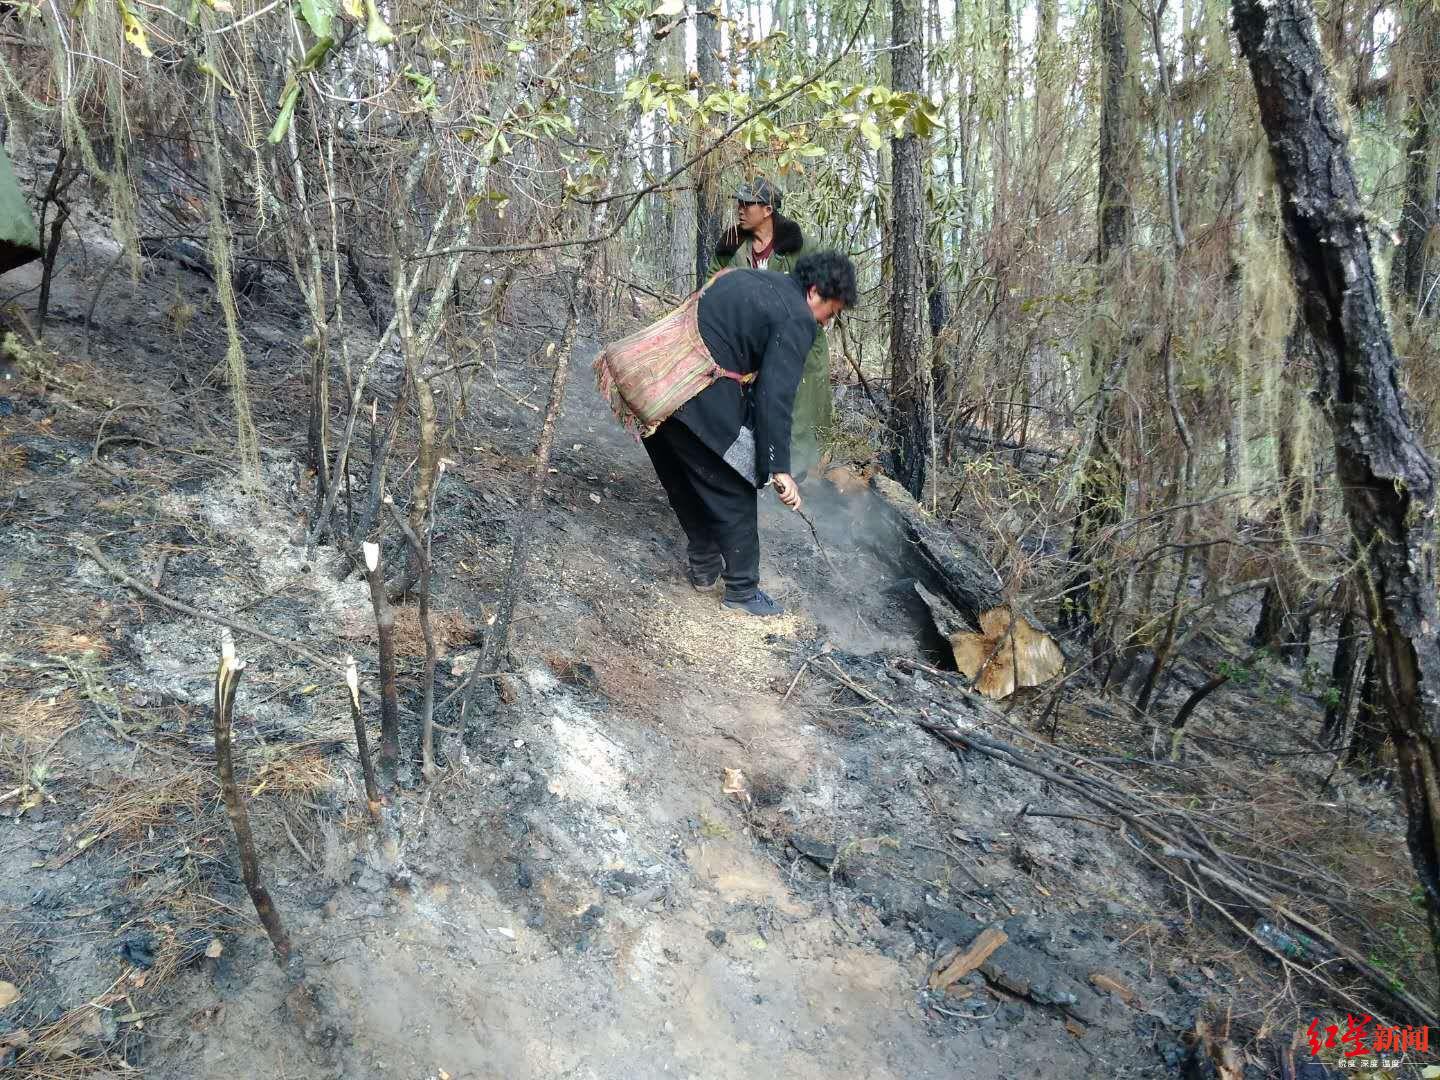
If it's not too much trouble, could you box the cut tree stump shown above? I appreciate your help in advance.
[868,475,1062,699]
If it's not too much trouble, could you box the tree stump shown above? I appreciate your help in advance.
[867,475,1062,698]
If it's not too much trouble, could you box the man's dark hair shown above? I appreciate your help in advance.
[792,251,858,308]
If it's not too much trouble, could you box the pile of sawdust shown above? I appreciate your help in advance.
[640,591,816,685]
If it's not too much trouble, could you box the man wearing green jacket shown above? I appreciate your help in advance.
[707,178,831,478]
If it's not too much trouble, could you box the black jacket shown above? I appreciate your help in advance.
[671,268,817,486]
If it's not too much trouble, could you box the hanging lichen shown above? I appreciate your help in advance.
[1234,147,1296,501]
[204,88,262,490]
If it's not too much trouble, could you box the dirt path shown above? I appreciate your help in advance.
[2,254,1184,1078]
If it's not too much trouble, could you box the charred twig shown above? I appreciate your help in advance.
[795,505,838,573]
[282,814,319,873]
[362,541,401,777]
[781,642,832,704]
[815,657,900,717]
[36,148,81,337]
[213,631,294,967]
[84,246,127,360]
[90,401,153,480]
[354,391,408,547]
[344,656,382,822]
[1019,803,1118,830]
[916,715,1438,1028]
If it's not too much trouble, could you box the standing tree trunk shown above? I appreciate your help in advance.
[363,541,401,775]
[1061,0,1136,641]
[695,0,724,290]
[1234,0,1440,1000]
[1390,1,1440,313]
[889,0,931,500]
[658,16,695,296]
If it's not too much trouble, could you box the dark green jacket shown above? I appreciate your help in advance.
[707,215,831,475]
[0,145,41,276]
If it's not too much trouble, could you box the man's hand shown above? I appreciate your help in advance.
[771,472,803,512]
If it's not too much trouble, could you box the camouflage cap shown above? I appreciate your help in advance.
[735,177,782,213]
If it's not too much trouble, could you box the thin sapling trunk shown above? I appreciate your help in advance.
[213,631,295,967]
[363,541,401,776]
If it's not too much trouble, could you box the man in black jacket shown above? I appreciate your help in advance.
[644,251,858,616]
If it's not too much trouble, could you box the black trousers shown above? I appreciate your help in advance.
[643,419,760,599]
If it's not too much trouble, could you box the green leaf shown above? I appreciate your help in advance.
[363,0,394,45]
[798,143,826,158]
[296,35,334,73]
[859,117,883,150]
[298,0,335,37]
[506,38,526,52]
[267,79,301,144]
[115,0,152,56]
[650,0,683,14]
[195,58,239,97]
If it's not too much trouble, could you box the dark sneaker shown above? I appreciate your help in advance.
[723,589,784,616]
[688,567,722,590]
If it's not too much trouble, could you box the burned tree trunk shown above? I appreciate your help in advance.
[694,0,723,291]
[344,656,382,822]
[1250,582,1287,652]
[1061,0,1137,643]
[1322,609,1366,746]
[1234,0,1440,995]
[1346,650,1390,773]
[888,0,932,499]
[870,474,1003,615]
[1390,1,1440,313]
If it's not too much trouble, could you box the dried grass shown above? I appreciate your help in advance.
[3,979,133,1080]
[391,604,477,658]
[245,745,338,798]
[0,435,27,479]
[586,652,660,712]
[0,691,85,792]
[37,626,112,659]
[1037,680,1435,1022]
[6,1030,126,1078]
[70,769,213,854]
[0,689,84,745]
[340,601,476,658]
